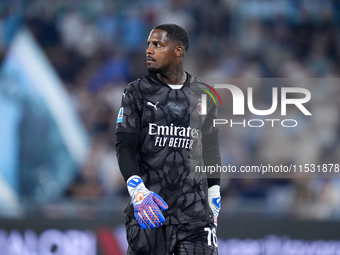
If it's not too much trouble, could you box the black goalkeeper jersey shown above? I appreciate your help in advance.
[116,72,219,225]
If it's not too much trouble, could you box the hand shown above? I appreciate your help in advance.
[208,185,221,227]
[127,176,168,229]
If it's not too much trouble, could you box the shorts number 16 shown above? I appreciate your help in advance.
[204,227,218,247]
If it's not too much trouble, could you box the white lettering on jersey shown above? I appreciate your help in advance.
[148,123,199,149]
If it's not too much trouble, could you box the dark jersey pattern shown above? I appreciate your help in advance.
[116,73,219,225]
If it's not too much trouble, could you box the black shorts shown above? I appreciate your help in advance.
[125,216,218,255]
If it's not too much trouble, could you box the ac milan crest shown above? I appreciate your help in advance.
[196,99,203,115]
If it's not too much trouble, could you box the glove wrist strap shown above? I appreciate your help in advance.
[208,185,220,198]
[127,175,145,197]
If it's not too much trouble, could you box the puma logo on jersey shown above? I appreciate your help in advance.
[147,101,159,110]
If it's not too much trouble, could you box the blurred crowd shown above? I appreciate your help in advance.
[1,0,340,220]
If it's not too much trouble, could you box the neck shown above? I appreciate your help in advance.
[156,66,186,85]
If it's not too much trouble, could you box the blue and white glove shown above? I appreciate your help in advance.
[127,175,168,229]
[208,185,221,227]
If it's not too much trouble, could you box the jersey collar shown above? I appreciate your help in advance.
[152,72,192,89]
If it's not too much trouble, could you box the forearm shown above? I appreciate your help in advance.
[202,131,221,187]
[116,132,140,182]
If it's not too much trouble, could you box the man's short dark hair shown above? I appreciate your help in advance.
[154,23,189,52]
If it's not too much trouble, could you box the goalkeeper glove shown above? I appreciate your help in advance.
[208,185,221,227]
[127,175,168,229]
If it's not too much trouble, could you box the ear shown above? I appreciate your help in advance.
[175,45,184,57]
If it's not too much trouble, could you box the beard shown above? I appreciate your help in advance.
[147,66,160,75]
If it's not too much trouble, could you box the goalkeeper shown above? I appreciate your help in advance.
[116,23,221,255]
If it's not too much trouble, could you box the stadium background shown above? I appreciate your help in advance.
[0,0,340,254]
